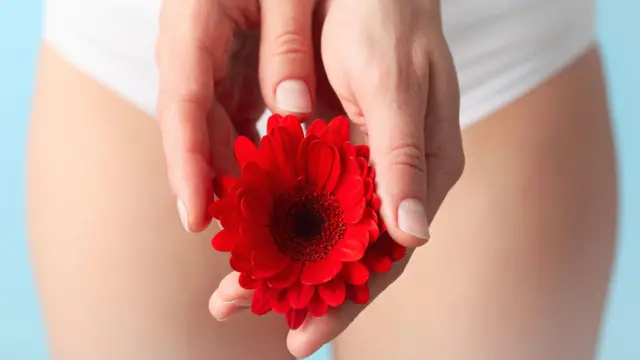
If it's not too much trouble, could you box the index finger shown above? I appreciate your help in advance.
[156,0,232,232]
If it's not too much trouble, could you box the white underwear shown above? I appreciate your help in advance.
[43,0,596,129]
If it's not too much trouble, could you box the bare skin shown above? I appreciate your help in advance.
[28,44,615,360]
[28,45,293,360]
[335,48,617,360]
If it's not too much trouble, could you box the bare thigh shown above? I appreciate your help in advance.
[334,48,617,360]
[27,45,293,360]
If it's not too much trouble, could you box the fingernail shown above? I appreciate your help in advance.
[397,198,430,242]
[275,79,312,113]
[177,198,192,233]
[216,299,251,321]
[225,298,251,307]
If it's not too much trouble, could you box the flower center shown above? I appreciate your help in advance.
[270,184,345,262]
[291,204,324,239]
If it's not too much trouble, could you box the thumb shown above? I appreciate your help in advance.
[361,91,431,248]
[259,0,316,117]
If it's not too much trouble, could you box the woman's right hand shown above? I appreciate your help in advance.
[156,0,319,232]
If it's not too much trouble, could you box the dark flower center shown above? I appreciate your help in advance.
[270,184,345,262]
[291,204,324,239]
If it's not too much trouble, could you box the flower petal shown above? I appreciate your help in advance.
[355,144,370,161]
[307,119,328,137]
[266,113,284,134]
[296,134,319,177]
[230,254,252,273]
[300,255,343,285]
[334,220,372,261]
[307,140,341,192]
[272,126,299,168]
[270,288,290,314]
[371,194,382,212]
[286,308,308,330]
[323,116,350,146]
[342,156,360,176]
[364,178,374,201]
[347,283,370,305]
[362,207,378,223]
[234,136,259,167]
[287,281,315,309]
[259,136,295,193]
[251,282,272,315]
[212,174,239,199]
[267,261,302,289]
[307,294,329,317]
[368,165,376,181]
[343,197,366,224]
[281,114,304,143]
[269,115,304,160]
[318,277,346,307]
[238,272,259,289]
[251,243,290,279]
[374,234,407,261]
[356,157,369,177]
[229,233,253,272]
[333,239,365,262]
[363,252,392,273]
[208,197,234,220]
[220,209,242,231]
[335,176,364,210]
[240,190,272,225]
[341,261,370,285]
[341,142,356,158]
[239,223,273,248]
[211,229,236,252]
[344,221,372,244]
[388,240,407,261]
[241,162,269,193]
[346,217,379,244]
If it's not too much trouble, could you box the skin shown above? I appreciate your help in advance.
[155,0,462,244]
[156,0,464,353]
[28,1,616,359]
[28,45,616,359]
[333,48,617,360]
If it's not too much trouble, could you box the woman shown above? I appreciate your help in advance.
[28,0,616,359]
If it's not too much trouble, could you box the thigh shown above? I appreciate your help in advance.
[27,45,293,360]
[334,48,617,360]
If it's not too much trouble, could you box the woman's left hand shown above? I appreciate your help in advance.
[209,0,465,357]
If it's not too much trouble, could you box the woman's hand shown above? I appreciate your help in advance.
[156,0,320,232]
[207,0,464,357]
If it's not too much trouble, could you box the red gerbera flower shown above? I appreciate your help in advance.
[209,114,406,330]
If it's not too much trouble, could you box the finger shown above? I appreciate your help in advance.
[209,272,253,321]
[156,0,234,233]
[287,239,414,358]
[259,0,316,116]
[357,72,431,248]
[423,46,463,222]
[216,30,265,143]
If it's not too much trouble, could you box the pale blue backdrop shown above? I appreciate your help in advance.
[0,1,637,359]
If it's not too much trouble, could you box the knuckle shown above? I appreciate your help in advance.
[177,88,211,109]
[271,30,311,59]
[410,43,431,80]
[157,87,210,124]
[387,142,427,175]
[360,56,426,106]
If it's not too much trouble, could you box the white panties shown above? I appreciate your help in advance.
[43,0,596,129]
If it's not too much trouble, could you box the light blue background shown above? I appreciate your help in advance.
[0,1,637,359]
